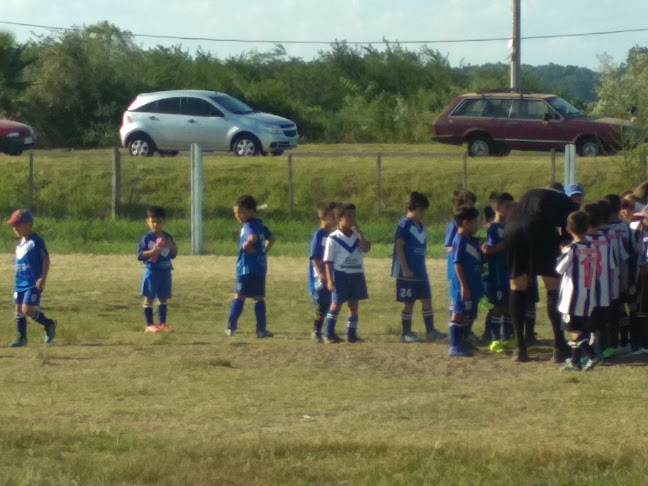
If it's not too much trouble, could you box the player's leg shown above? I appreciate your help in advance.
[347,299,360,342]
[506,220,531,361]
[325,271,346,343]
[421,295,444,341]
[312,289,330,342]
[542,275,570,362]
[141,269,159,332]
[156,271,173,332]
[142,297,157,332]
[448,311,472,357]
[346,273,368,343]
[11,293,27,347]
[226,274,249,336]
[253,296,272,338]
[22,289,56,343]
[400,300,416,342]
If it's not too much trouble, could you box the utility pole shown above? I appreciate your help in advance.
[510,0,521,91]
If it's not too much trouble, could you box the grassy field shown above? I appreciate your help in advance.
[1,255,647,485]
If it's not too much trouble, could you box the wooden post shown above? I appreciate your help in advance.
[112,147,121,219]
[288,154,294,218]
[462,153,468,188]
[28,152,34,210]
[550,148,556,184]
[375,153,382,216]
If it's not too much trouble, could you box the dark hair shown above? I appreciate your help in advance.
[235,195,257,212]
[334,203,356,219]
[483,205,495,222]
[454,205,479,226]
[317,201,337,218]
[146,206,166,219]
[495,192,514,206]
[596,199,612,223]
[451,188,477,208]
[583,203,602,228]
[407,191,430,211]
[621,198,635,211]
[604,194,621,213]
[549,182,565,193]
[633,182,648,202]
[488,191,500,204]
[567,211,589,235]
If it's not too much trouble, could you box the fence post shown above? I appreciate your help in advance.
[288,154,294,218]
[375,153,382,216]
[550,149,556,184]
[112,147,121,219]
[462,153,468,188]
[190,144,204,255]
[28,152,34,210]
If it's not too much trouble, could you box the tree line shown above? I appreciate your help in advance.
[0,21,639,149]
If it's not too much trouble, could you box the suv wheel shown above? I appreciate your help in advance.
[467,135,492,157]
[232,135,260,157]
[577,137,602,157]
[128,135,155,157]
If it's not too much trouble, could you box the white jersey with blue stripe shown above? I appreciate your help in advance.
[603,225,627,300]
[391,216,428,281]
[557,241,599,317]
[588,230,616,307]
[324,229,365,274]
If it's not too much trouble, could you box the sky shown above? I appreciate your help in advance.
[3,0,648,70]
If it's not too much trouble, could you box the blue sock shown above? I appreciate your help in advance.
[347,315,358,339]
[254,300,266,333]
[401,312,412,335]
[143,305,154,325]
[16,313,26,339]
[158,304,167,324]
[423,309,434,333]
[227,299,244,331]
[31,310,53,328]
[449,323,460,347]
[326,310,338,337]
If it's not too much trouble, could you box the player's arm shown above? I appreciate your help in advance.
[35,254,50,291]
[311,257,327,283]
[325,262,335,291]
[264,234,276,252]
[395,238,413,279]
[454,263,470,301]
[138,237,161,260]
[355,226,371,253]
[241,234,258,254]
[167,234,178,258]
[483,241,505,255]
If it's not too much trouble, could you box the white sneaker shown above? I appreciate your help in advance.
[225,329,236,337]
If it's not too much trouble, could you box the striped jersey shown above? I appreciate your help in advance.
[391,216,428,281]
[324,229,365,274]
[556,241,600,317]
[602,225,627,300]
[588,229,617,307]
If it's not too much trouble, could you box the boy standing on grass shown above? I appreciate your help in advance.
[448,205,483,357]
[308,202,337,343]
[558,211,601,371]
[481,192,515,353]
[226,195,275,338]
[137,206,177,333]
[7,209,57,347]
[323,203,371,344]
[391,192,445,343]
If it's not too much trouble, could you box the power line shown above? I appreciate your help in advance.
[1,19,648,45]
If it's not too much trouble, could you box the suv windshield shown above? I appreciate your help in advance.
[546,97,581,119]
[209,94,255,115]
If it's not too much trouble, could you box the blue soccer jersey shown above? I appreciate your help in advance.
[308,228,329,294]
[14,233,48,292]
[485,222,508,291]
[137,231,176,270]
[391,216,428,281]
[237,218,272,276]
[449,232,484,304]
[444,219,458,283]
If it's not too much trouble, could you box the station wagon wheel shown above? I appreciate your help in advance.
[127,135,155,157]
[577,137,602,157]
[232,135,260,156]
[467,135,492,157]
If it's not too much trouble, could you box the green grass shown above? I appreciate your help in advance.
[0,255,647,485]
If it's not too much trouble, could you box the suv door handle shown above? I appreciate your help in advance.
[149,116,158,121]
[188,119,196,124]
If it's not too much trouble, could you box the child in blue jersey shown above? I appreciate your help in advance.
[226,195,275,338]
[392,192,445,343]
[481,192,515,353]
[308,202,337,343]
[448,205,483,357]
[6,209,57,347]
[323,203,371,343]
[137,206,177,333]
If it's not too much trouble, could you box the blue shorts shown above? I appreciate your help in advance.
[141,269,172,300]
[311,287,332,308]
[451,299,479,320]
[332,271,368,304]
[236,273,266,298]
[486,285,510,306]
[396,278,431,303]
[13,288,41,307]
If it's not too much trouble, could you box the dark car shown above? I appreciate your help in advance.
[431,92,632,157]
[0,119,35,156]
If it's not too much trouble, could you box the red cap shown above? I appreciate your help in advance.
[6,209,33,226]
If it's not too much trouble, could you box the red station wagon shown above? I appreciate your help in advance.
[431,92,632,157]
[0,119,35,156]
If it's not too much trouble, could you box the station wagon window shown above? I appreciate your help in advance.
[451,99,487,117]
[156,97,181,115]
[483,99,513,118]
[133,101,158,113]
[181,97,219,117]
[509,100,552,120]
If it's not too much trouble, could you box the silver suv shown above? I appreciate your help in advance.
[119,90,299,157]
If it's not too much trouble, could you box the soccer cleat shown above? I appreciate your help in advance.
[347,335,364,344]
[311,331,323,344]
[10,337,27,348]
[400,332,419,343]
[448,346,473,357]
[157,323,174,333]
[630,347,648,356]
[425,329,447,342]
[324,333,343,344]
[601,347,615,359]
[225,328,236,337]
[256,330,274,339]
[44,320,57,344]
[583,357,600,371]
[145,324,161,333]
[561,361,582,372]
[489,340,505,354]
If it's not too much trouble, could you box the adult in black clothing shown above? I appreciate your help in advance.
[504,188,577,362]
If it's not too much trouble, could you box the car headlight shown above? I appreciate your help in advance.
[263,124,282,134]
